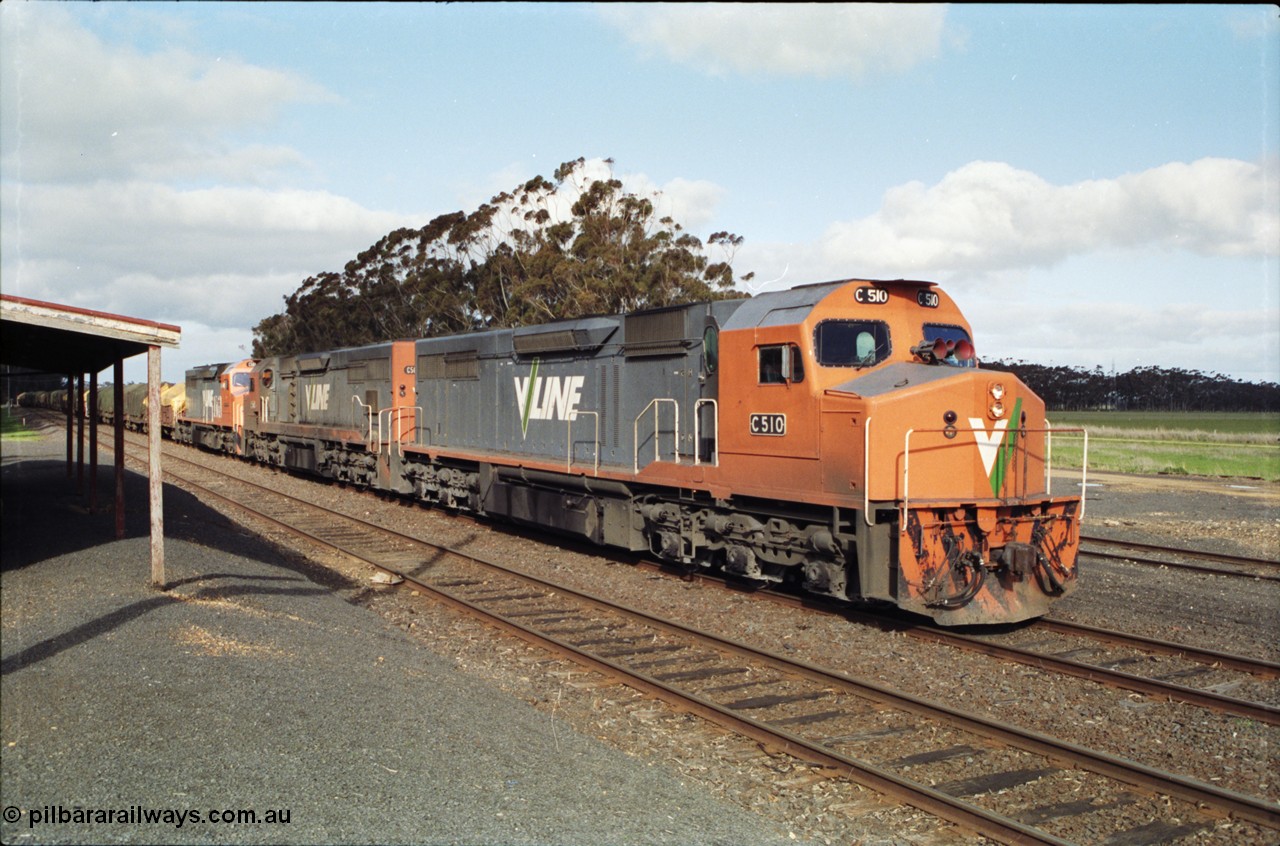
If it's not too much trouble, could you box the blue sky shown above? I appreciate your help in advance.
[2,3,1277,384]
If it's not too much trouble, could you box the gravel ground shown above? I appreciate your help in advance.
[0,434,815,846]
[8,423,1278,846]
[142,439,1279,845]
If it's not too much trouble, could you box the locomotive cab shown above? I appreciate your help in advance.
[712,279,1081,625]
[179,358,256,454]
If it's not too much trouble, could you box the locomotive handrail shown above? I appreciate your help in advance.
[379,406,423,458]
[1046,423,1088,519]
[901,425,1089,532]
[351,395,376,451]
[566,410,599,475]
[864,417,874,526]
[633,398,679,474]
[694,399,718,467]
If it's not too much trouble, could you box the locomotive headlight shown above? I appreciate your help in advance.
[990,383,1005,400]
[990,401,1005,419]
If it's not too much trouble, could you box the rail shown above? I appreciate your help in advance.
[566,410,599,475]
[633,398,680,474]
[129,438,1280,841]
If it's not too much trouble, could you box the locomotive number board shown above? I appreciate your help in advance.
[749,413,787,436]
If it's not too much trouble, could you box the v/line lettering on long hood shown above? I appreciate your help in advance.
[513,359,585,438]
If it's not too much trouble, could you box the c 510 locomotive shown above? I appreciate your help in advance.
[179,278,1083,625]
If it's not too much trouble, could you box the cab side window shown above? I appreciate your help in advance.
[703,325,719,374]
[758,344,804,384]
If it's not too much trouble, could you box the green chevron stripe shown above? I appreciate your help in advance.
[988,397,1023,496]
[520,358,539,437]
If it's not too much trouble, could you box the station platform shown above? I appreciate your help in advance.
[1,430,804,845]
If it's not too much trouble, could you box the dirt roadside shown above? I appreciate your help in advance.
[1074,471,1280,559]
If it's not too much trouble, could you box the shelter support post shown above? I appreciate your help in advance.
[148,345,164,587]
[89,372,98,513]
[114,360,125,540]
[65,372,73,478]
[76,373,85,494]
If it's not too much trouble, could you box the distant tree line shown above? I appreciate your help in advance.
[984,360,1280,412]
[253,157,752,357]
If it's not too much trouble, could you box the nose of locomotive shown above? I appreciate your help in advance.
[856,365,1052,505]
[854,365,1081,625]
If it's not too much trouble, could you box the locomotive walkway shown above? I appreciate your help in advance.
[0,430,807,845]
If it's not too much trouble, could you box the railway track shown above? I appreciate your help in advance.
[913,617,1280,725]
[745,581,1280,727]
[114,437,1279,846]
[1079,534,1280,581]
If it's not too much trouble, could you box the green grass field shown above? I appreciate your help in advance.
[1046,411,1280,481]
[1,408,41,441]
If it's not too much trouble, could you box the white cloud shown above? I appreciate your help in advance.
[0,5,409,346]
[973,299,1280,382]
[470,157,727,238]
[119,320,258,383]
[2,181,409,321]
[820,158,1279,276]
[598,3,947,80]
[614,172,726,232]
[0,4,335,183]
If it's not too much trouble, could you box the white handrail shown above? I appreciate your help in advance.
[566,410,599,474]
[864,417,873,526]
[379,406,423,457]
[1047,422,1088,521]
[633,398,679,474]
[900,425,1088,531]
[351,395,376,450]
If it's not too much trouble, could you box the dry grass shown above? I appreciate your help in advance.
[174,624,287,658]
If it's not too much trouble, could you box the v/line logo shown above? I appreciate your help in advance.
[201,389,222,417]
[969,397,1023,496]
[514,359,585,438]
[304,383,331,411]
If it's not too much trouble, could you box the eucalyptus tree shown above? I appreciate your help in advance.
[253,158,750,357]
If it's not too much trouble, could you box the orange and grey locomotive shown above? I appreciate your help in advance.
[181,278,1083,625]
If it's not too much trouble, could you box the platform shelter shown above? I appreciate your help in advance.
[1,294,181,585]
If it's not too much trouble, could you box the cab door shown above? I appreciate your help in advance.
[716,326,818,462]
